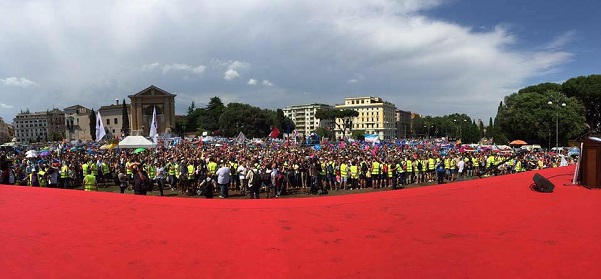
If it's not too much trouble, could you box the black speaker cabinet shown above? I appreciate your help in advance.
[532,173,555,193]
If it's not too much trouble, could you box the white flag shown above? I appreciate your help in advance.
[95,111,106,141]
[149,106,158,144]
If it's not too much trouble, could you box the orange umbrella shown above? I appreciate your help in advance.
[509,140,527,145]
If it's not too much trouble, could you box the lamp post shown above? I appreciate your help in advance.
[548,97,566,150]
[454,119,467,139]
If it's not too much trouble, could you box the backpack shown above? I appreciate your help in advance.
[327,164,334,174]
[417,161,423,171]
[250,170,262,186]
[139,171,153,191]
[361,162,368,173]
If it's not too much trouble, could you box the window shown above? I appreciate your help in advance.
[114,118,118,125]
[107,119,110,125]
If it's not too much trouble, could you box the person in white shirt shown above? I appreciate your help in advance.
[215,161,230,198]
[237,162,248,196]
[456,159,465,181]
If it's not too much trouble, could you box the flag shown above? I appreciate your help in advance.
[149,106,158,144]
[269,127,280,139]
[235,131,247,144]
[95,111,106,141]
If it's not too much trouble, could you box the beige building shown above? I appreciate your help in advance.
[47,109,66,141]
[63,105,92,141]
[283,103,333,136]
[128,85,176,136]
[334,96,398,140]
[396,109,412,139]
[0,117,14,144]
[98,101,130,140]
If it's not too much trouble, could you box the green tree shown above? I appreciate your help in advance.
[89,109,96,141]
[200,97,226,133]
[187,101,196,115]
[217,103,272,138]
[350,130,366,140]
[121,99,130,136]
[518,82,562,94]
[562,75,601,131]
[495,91,587,148]
[315,108,358,139]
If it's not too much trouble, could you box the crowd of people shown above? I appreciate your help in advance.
[0,137,575,199]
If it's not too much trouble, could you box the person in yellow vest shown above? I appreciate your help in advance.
[371,159,381,188]
[83,169,98,191]
[101,160,110,185]
[38,167,48,187]
[90,160,99,178]
[396,159,405,188]
[81,161,89,182]
[340,160,348,190]
[386,160,395,188]
[405,158,413,185]
[349,160,358,190]
[184,161,195,195]
[61,162,71,189]
[428,156,436,182]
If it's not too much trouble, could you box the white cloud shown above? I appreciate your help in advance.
[262,80,274,86]
[0,0,576,122]
[0,77,37,87]
[224,69,240,80]
[546,30,576,50]
[141,63,206,75]
[0,102,14,109]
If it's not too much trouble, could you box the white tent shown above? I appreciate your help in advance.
[118,136,156,149]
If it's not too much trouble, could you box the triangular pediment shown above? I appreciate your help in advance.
[129,85,176,98]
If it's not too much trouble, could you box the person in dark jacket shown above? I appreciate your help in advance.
[131,163,148,195]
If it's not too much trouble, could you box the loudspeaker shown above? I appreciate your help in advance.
[532,173,555,193]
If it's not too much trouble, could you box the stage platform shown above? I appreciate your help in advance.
[1,166,600,278]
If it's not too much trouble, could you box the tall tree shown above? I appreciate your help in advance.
[486,117,493,138]
[89,109,97,141]
[187,101,196,115]
[121,99,130,137]
[518,82,562,94]
[495,91,586,147]
[562,74,601,131]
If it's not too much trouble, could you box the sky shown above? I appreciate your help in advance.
[0,0,599,124]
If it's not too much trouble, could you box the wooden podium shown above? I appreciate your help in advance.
[580,137,601,189]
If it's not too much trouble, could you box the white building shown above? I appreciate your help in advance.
[334,97,398,140]
[98,101,130,139]
[283,103,333,136]
[13,110,49,143]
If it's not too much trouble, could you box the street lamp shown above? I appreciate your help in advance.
[454,119,467,139]
[548,99,566,150]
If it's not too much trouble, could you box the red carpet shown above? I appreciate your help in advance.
[1,166,600,278]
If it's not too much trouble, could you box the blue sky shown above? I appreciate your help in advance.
[0,0,598,124]
[427,0,600,82]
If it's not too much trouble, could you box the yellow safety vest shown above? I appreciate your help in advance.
[187,165,195,179]
[83,174,97,191]
[406,160,413,172]
[38,171,47,187]
[372,162,380,175]
[428,159,435,170]
[349,165,358,179]
[61,166,70,178]
[340,164,348,177]
[126,162,132,175]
